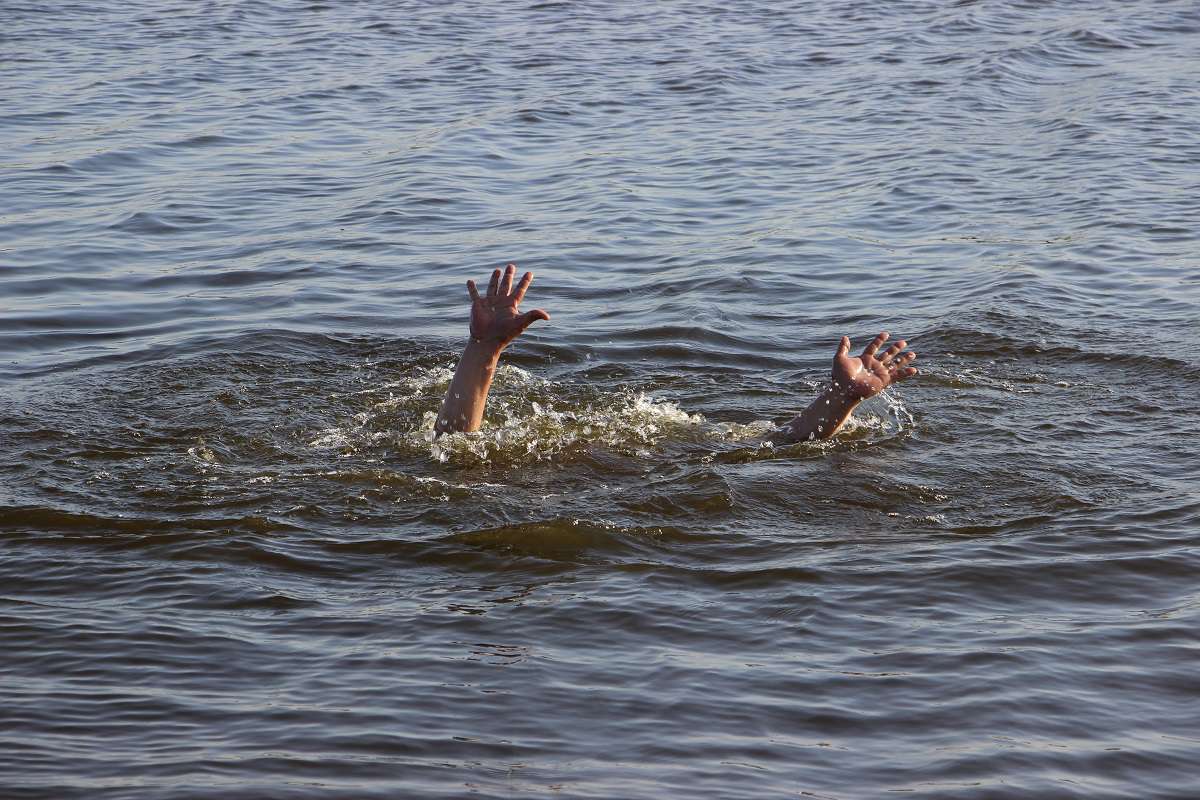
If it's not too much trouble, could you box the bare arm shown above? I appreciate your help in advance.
[434,263,549,435]
[769,332,917,444]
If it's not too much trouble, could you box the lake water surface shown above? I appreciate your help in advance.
[3,1,1199,798]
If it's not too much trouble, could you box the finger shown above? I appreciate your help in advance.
[512,271,534,305]
[466,279,480,302]
[889,352,916,369]
[862,332,889,360]
[500,263,516,296]
[879,339,907,365]
[894,366,918,381]
[518,308,550,331]
[837,336,851,357]
[487,268,501,297]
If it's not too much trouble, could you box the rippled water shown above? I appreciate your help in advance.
[3,1,1199,797]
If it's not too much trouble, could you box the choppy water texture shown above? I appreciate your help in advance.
[3,1,1199,797]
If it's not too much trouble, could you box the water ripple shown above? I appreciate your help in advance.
[3,0,1200,797]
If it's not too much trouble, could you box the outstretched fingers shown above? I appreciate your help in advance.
[467,279,480,302]
[879,339,907,365]
[862,332,889,360]
[487,268,501,297]
[836,336,851,358]
[500,263,516,296]
[890,352,918,381]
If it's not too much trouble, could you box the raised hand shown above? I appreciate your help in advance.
[833,332,918,400]
[466,263,550,348]
[435,263,551,435]
[771,332,919,444]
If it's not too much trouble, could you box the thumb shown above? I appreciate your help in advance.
[519,308,550,330]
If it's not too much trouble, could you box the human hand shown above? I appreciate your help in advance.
[832,332,918,401]
[466,263,550,348]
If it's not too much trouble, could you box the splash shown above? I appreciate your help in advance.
[308,364,707,465]
[308,364,913,466]
[423,388,707,465]
[872,388,916,433]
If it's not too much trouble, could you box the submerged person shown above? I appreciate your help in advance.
[434,264,918,442]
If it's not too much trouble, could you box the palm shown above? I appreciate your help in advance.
[466,263,549,347]
[833,333,917,400]
[470,296,527,343]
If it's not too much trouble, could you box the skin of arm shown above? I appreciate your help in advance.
[768,332,918,444]
[434,263,549,435]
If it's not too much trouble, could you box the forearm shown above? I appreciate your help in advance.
[435,339,502,434]
[769,384,860,444]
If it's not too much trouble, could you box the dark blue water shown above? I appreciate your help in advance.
[3,2,1199,797]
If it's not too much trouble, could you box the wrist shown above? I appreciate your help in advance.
[464,337,503,361]
[824,381,862,408]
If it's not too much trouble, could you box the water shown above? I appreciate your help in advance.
[3,1,1199,797]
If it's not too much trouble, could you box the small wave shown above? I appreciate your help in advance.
[1066,28,1138,50]
[107,211,183,235]
[446,517,706,562]
[202,590,316,613]
[0,505,298,538]
[169,133,238,149]
[923,324,1200,386]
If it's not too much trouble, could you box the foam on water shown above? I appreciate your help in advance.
[423,389,706,465]
[311,363,706,465]
[308,362,913,466]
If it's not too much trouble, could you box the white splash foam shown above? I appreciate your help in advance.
[308,364,913,465]
[423,389,705,465]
